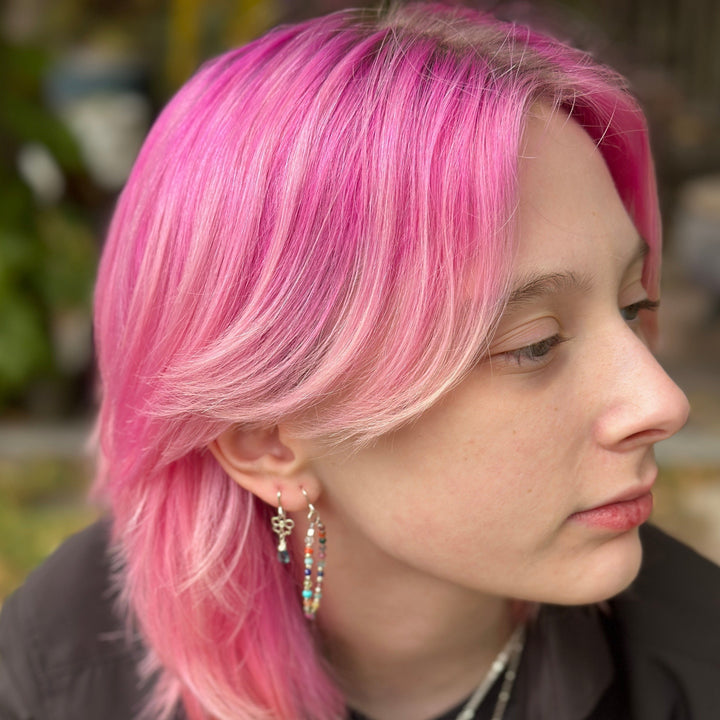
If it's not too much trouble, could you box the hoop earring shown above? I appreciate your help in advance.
[271,490,294,564]
[301,488,326,620]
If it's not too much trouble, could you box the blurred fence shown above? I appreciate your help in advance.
[596,0,720,104]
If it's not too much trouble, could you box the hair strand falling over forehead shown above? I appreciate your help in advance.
[92,3,660,718]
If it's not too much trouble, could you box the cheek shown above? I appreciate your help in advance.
[451,392,581,480]
[317,369,601,584]
[393,410,563,539]
[449,400,595,546]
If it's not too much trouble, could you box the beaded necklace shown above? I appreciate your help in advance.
[455,624,526,720]
[347,624,526,720]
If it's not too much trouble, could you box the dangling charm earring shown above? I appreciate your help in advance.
[301,488,326,620]
[271,490,294,564]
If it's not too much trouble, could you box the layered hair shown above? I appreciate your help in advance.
[93,3,660,718]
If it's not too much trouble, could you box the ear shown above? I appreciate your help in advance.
[208,425,320,511]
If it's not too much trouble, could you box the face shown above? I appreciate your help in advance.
[304,109,690,606]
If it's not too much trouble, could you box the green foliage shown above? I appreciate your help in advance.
[37,208,97,309]
[0,44,83,170]
[0,38,96,412]
[0,188,54,399]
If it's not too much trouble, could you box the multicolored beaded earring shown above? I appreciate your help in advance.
[301,488,326,620]
[270,490,294,564]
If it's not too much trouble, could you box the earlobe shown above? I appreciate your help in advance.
[208,425,320,511]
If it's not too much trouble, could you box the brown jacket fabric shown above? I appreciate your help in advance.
[0,521,719,720]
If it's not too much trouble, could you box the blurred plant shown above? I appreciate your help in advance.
[0,0,294,419]
[0,37,98,415]
[0,456,96,599]
[165,0,281,91]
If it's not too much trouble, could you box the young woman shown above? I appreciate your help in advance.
[2,3,719,719]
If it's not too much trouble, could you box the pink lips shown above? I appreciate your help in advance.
[569,490,654,532]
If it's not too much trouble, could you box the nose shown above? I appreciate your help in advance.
[593,326,690,451]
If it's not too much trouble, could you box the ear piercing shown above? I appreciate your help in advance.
[271,490,294,564]
[270,488,327,619]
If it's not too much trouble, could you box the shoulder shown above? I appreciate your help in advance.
[609,524,720,720]
[0,520,152,720]
[620,524,720,648]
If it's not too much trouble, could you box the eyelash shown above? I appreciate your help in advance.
[620,298,660,322]
[503,334,568,365]
[502,299,660,366]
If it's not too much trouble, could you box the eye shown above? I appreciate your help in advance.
[499,334,568,366]
[621,298,660,322]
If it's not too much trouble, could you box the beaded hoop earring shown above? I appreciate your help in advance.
[301,488,326,620]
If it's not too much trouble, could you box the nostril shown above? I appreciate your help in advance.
[622,428,671,445]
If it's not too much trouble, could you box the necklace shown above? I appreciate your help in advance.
[454,624,526,720]
[346,624,526,720]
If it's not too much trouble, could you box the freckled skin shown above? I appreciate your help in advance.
[303,108,689,612]
[286,111,689,720]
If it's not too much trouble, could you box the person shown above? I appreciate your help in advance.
[1,2,719,719]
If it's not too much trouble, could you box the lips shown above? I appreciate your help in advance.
[569,478,656,532]
[569,492,653,532]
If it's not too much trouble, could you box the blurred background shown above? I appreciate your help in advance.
[1,0,719,601]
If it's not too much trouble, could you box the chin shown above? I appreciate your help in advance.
[541,527,645,606]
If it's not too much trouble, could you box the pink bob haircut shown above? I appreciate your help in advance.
[93,3,661,718]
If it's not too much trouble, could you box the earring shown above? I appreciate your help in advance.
[301,488,326,620]
[271,490,294,564]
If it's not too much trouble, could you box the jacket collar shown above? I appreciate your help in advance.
[509,603,615,720]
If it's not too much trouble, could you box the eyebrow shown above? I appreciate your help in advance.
[506,270,594,308]
[506,237,649,309]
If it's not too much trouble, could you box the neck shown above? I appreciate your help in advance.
[299,511,516,720]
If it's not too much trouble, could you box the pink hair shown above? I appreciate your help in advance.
[93,3,660,718]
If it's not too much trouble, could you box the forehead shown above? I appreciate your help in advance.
[514,108,642,278]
